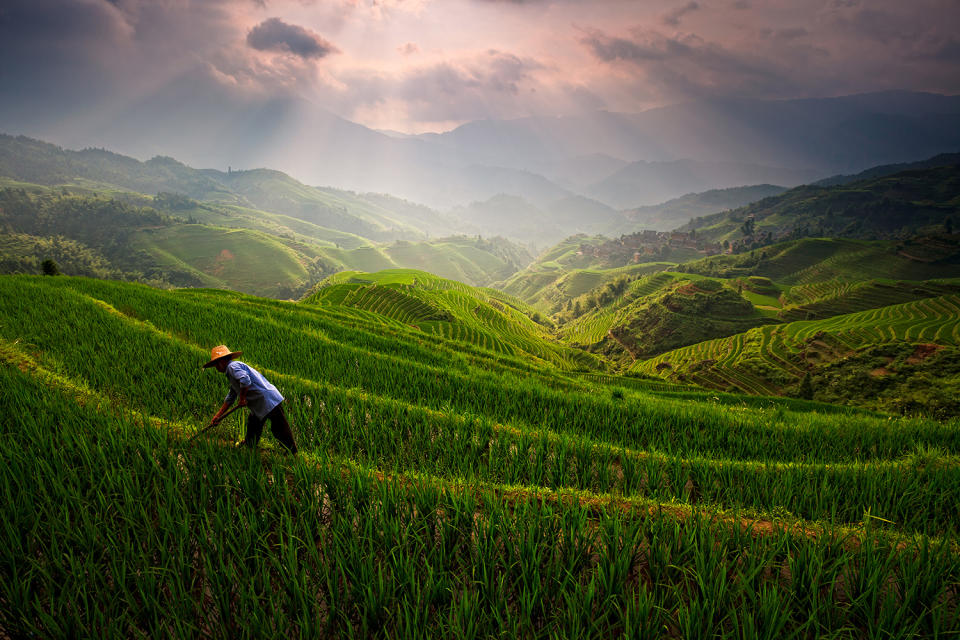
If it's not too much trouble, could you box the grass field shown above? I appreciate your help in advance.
[135,225,311,297]
[2,274,959,637]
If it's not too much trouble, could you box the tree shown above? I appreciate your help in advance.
[41,259,60,276]
[798,372,814,400]
[740,216,755,238]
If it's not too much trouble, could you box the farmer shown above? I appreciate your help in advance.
[204,345,298,454]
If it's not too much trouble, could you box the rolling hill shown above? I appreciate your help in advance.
[635,294,960,417]
[0,134,457,241]
[498,236,677,315]
[559,274,777,360]
[680,237,960,283]
[681,163,960,244]
[614,184,789,233]
[0,178,535,296]
[304,269,594,370]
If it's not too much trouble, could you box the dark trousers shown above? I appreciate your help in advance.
[244,403,298,454]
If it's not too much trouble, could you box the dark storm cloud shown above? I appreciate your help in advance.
[580,32,670,62]
[247,18,339,59]
[580,27,816,101]
[0,0,131,48]
[661,2,699,27]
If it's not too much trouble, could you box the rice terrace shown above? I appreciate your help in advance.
[3,1,960,638]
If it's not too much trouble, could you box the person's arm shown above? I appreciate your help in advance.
[211,381,239,424]
[210,399,233,425]
[231,362,251,407]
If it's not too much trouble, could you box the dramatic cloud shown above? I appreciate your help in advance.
[247,17,339,59]
[0,0,958,138]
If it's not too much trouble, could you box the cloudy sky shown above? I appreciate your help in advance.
[2,0,959,136]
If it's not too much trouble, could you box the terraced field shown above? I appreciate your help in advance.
[2,275,959,637]
[684,238,960,284]
[636,294,960,396]
[306,270,596,369]
[561,273,774,360]
[778,279,960,321]
[560,272,684,345]
[500,254,675,313]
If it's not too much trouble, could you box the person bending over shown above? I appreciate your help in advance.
[204,345,298,454]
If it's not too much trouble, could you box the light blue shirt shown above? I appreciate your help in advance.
[223,361,284,419]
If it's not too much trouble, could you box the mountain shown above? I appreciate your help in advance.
[449,195,561,246]
[587,160,817,209]
[0,139,539,294]
[0,134,451,241]
[681,162,960,244]
[815,152,960,187]
[21,92,960,210]
[615,185,789,232]
[448,193,625,246]
[535,154,631,192]
[416,93,960,177]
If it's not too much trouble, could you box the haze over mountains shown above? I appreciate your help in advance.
[14,92,960,212]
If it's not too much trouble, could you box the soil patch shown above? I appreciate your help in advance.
[907,343,942,365]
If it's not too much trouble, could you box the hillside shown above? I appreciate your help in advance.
[815,152,960,187]
[681,163,960,245]
[498,239,677,315]
[3,275,960,636]
[587,159,817,209]
[614,184,788,233]
[0,181,534,295]
[560,274,777,361]
[304,269,591,369]
[680,237,960,283]
[0,134,456,241]
[208,168,461,241]
[635,294,960,417]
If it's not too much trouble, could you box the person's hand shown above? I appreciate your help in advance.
[211,414,222,426]
[238,397,248,407]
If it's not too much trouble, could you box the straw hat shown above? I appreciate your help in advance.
[202,345,243,368]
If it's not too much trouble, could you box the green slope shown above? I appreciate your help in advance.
[635,294,960,416]
[134,225,312,297]
[305,269,594,369]
[682,163,960,244]
[499,233,676,313]
[0,134,459,241]
[2,275,960,637]
[0,181,535,294]
[682,237,960,283]
[561,274,777,360]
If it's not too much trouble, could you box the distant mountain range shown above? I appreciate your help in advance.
[18,91,960,210]
[0,134,803,247]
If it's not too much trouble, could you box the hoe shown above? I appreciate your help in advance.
[188,404,242,443]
